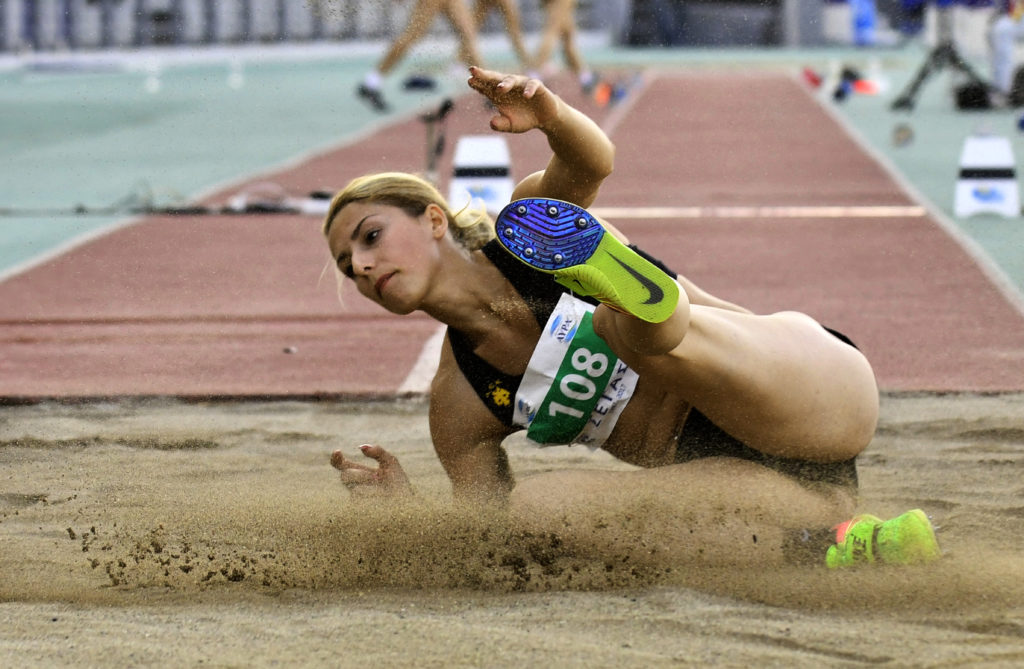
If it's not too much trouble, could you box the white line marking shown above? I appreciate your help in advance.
[0,217,145,284]
[398,325,446,394]
[591,205,927,219]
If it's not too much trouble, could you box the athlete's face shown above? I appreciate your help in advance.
[327,201,446,314]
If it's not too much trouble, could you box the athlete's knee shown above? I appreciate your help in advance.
[592,300,689,357]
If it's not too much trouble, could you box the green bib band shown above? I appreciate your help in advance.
[513,294,638,447]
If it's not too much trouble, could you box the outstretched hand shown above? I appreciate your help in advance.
[467,66,560,134]
[330,444,413,498]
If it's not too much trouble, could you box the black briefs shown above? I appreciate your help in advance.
[451,239,861,490]
[675,407,859,490]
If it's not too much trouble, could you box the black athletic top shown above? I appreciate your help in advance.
[446,239,671,426]
[446,239,859,488]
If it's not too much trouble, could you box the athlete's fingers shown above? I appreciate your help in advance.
[357,443,399,468]
[467,66,503,91]
[495,74,520,93]
[490,114,513,132]
[330,449,349,470]
[522,77,541,99]
[466,66,485,90]
[332,447,385,489]
[469,68,530,101]
[330,448,374,472]
[338,468,377,487]
[468,65,503,82]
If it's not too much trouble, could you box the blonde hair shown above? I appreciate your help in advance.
[322,172,495,251]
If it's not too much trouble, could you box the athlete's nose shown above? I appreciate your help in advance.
[350,249,374,276]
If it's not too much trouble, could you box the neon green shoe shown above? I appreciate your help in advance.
[825,509,941,568]
[495,198,680,323]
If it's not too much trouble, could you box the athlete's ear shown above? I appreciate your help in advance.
[425,203,449,239]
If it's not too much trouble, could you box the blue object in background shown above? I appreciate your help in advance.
[852,0,878,46]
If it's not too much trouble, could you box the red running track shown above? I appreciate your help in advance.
[2,71,1023,400]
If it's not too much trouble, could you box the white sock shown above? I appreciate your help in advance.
[363,70,383,90]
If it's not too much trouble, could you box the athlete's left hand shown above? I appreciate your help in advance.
[467,66,560,133]
[330,444,413,498]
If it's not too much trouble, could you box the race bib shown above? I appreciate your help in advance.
[513,294,638,447]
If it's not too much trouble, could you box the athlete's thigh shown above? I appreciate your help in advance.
[470,0,493,25]
[607,307,878,461]
[397,0,446,38]
[546,0,575,30]
[443,0,478,38]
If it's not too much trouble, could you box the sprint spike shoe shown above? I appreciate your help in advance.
[495,198,679,323]
[825,509,941,568]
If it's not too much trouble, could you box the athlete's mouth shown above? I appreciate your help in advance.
[375,272,395,297]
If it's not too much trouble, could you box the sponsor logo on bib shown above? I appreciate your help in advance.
[513,294,638,447]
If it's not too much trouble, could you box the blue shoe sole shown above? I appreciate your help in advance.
[494,197,681,322]
[495,199,604,270]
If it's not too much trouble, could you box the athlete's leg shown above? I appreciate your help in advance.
[495,199,684,325]
[462,0,490,67]
[558,7,585,76]
[493,0,531,68]
[593,303,880,464]
[494,197,878,464]
[531,0,569,73]
[443,0,485,67]
[470,0,493,27]
[510,457,856,567]
[377,0,446,75]
[991,17,1017,94]
[989,16,1024,95]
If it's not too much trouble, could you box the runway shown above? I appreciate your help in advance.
[2,64,1023,398]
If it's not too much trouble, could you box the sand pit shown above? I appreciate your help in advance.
[2,393,1024,667]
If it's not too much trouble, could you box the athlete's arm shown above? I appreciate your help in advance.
[508,96,614,207]
[473,67,748,316]
[468,66,613,208]
[528,96,614,207]
[429,336,517,504]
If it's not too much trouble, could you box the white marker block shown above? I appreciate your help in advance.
[954,134,1021,218]
[447,135,514,216]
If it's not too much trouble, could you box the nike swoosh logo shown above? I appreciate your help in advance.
[609,254,664,305]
